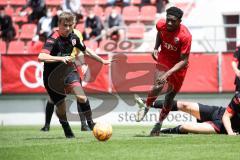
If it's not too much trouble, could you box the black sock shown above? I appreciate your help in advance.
[45,101,54,126]
[78,99,95,129]
[59,119,74,137]
[77,99,93,122]
[153,100,178,111]
[77,102,88,126]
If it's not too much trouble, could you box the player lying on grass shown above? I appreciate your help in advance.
[135,93,240,135]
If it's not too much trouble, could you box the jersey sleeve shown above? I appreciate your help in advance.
[180,34,192,55]
[73,29,86,52]
[41,36,56,54]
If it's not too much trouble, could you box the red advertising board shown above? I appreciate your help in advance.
[181,53,219,92]
[221,53,235,92]
[1,55,109,94]
[1,53,235,94]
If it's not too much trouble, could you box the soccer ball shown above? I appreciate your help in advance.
[93,122,112,141]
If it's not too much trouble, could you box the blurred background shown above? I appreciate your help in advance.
[0,0,237,126]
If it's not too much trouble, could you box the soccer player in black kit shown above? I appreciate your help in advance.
[38,12,112,138]
[135,93,240,135]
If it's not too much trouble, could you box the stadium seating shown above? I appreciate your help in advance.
[8,0,26,6]
[139,5,156,23]
[127,22,145,39]
[20,24,36,40]
[13,24,20,39]
[7,40,25,54]
[13,7,29,23]
[93,6,104,17]
[81,0,96,6]
[76,23,85,33]
[131,0,141,5]
[4,5,14,16]
[0,0,8,6]
[45,0,62,6]
[26,41,44,54]
[122,6,140,22]
[104,6,122,16]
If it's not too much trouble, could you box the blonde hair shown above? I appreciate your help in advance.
[58,11,76,25]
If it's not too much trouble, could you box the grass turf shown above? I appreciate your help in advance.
[0,125,239,160]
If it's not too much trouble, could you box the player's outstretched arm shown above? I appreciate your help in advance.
[222,110,237,136]
[38,52,71,64]
[152,32,162,61]
[84,47,112,65]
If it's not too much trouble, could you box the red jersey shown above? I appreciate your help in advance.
[156,20,192,69]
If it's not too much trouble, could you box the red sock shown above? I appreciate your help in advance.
[146,93,157,107]
[159,106,171,122]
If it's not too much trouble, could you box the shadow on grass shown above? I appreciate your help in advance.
[133,134,174,138]
[24,137,81,140]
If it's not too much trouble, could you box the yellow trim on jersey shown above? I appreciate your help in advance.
[70,29,84,58]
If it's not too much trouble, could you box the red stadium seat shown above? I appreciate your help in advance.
[97,0,107,5]
[0,41,7,54]
[139,5,156,22]
[122,6,140,22]
[7,40,25,54]
[4,5,14,16]
[84,40,98,51]
[131,0,141,5]
[81,0,96,6]
[13,7,29,23]
[26,41,44,54]
[127,22,145,39]
[20,23,36,40]
[46,0,62,6]
[76,23,85,33]
[0,0,9,6]
[13,24,20,39]
[93,6,104,17]
[9,0,26,6]
[104,6,121,17]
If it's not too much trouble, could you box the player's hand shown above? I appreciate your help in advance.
[152,49,158,61]
[62,56,73,64]
[156,73,169,85]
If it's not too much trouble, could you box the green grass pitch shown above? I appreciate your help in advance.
[0,125,239,160]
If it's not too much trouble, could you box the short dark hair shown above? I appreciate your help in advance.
[166,7,184,20]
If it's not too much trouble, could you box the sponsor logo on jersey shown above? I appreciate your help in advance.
[163,41,177,51]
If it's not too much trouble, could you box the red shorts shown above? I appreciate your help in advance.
[156,63,187,92]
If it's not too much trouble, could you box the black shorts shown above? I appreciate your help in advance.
[198,103,227,134]
[44,64,81,105]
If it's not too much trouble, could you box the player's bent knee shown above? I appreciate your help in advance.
[76,96,87,103]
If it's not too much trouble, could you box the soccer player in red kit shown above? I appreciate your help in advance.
[135,6,192,136]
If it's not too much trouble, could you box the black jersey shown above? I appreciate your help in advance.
[41,29,86,77]
[226,93,240,132]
